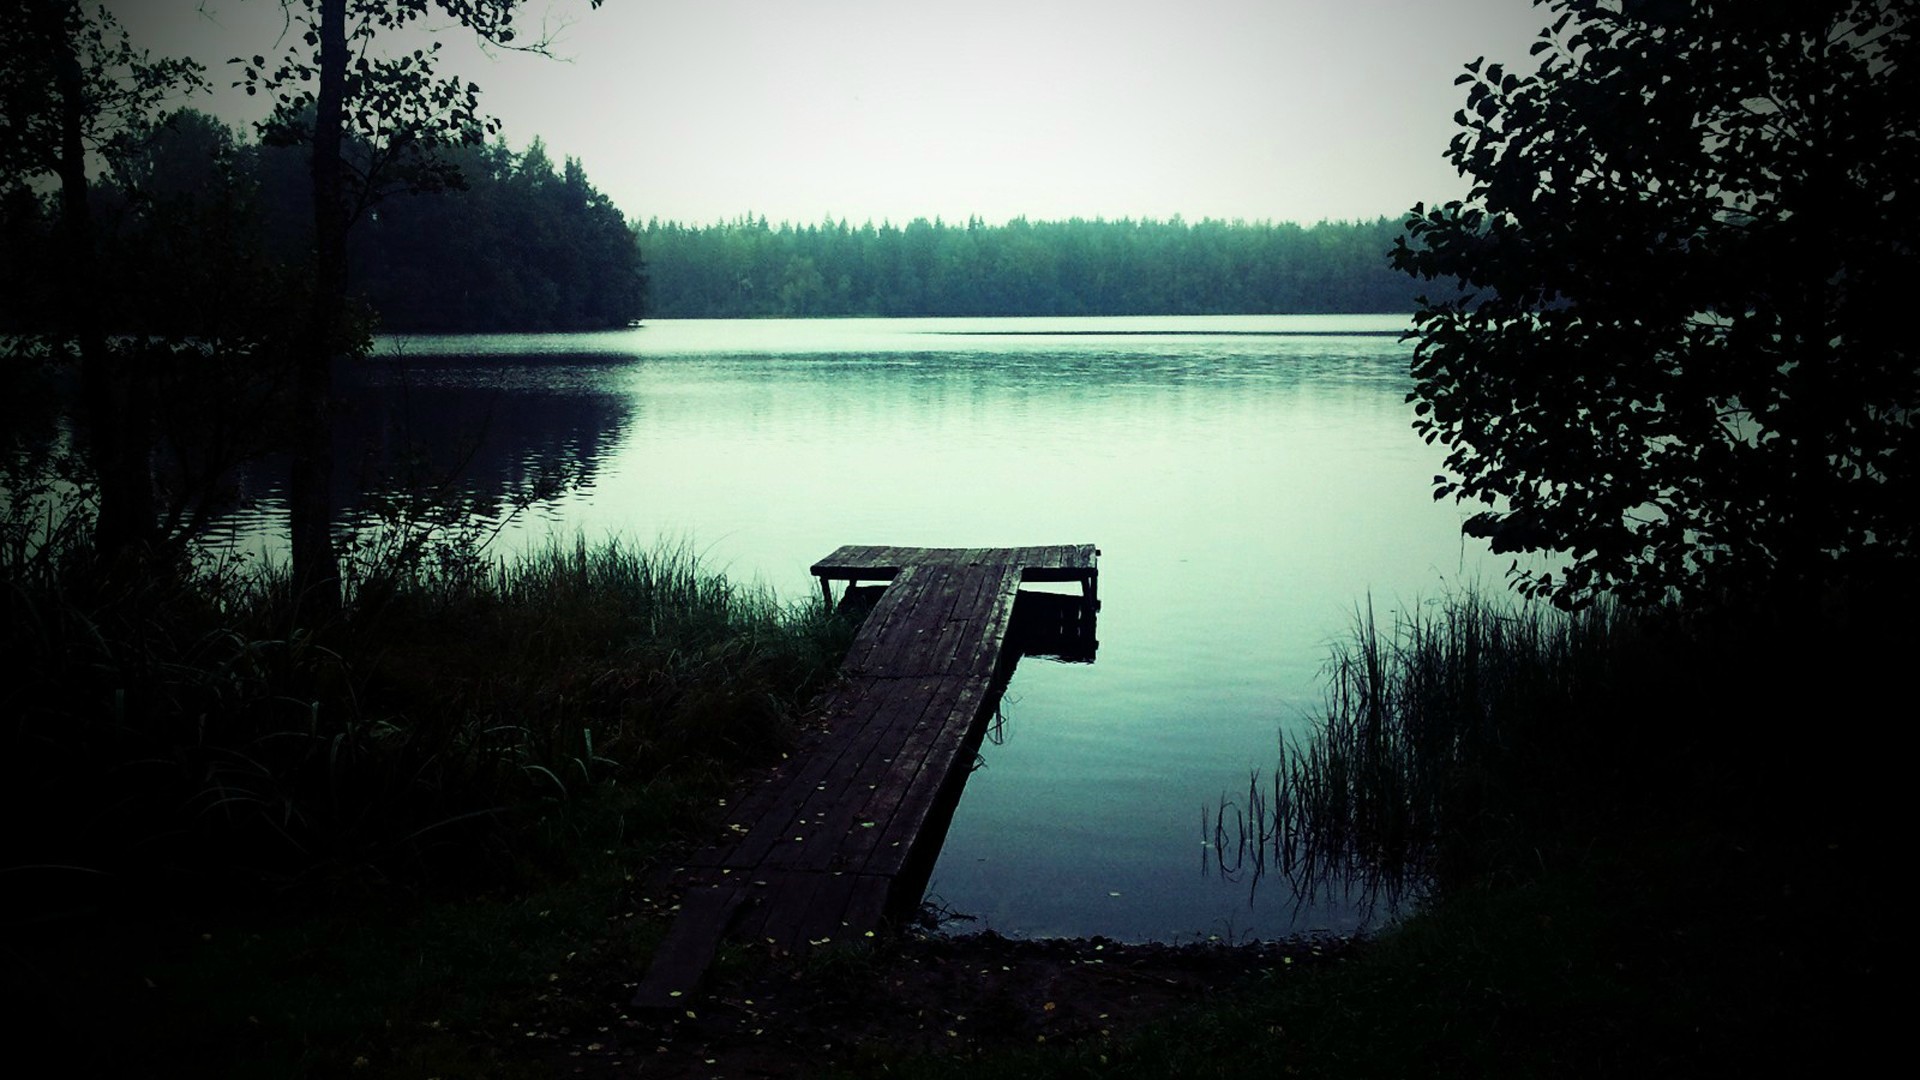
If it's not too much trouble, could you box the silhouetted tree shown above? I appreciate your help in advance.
[0,1,205,569]
[1395,0,1919,608]
[351,138,645,330]
[238,0,605,614]
[91,109,301,543]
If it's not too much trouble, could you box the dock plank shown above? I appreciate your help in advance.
[723,673,948,877]
[634,543,1097,1006]
[755,676,951,874]
[629,884,748,1008]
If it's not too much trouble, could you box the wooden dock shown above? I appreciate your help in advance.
[632,544,1097,1007]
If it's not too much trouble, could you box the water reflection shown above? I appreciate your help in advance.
[337,360,633,516]
[1202,770,1416,933]
[207,356,636,549]
[200,316,1515,943]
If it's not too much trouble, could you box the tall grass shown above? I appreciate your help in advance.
[1217,593,1651,908]
[3,532,853,919]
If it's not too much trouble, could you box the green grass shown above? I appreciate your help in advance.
[2,532,854,1074]
[4,535,851,900]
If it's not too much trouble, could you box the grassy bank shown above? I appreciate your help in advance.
[878,592,1902,1077]
[2,535,853,1074]
[7,530,1902,1074]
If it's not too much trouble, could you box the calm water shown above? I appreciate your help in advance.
[216,315,1512,942]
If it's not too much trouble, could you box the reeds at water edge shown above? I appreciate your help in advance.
[1213,593,1641,912]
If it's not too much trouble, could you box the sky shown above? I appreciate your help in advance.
[105,0,1550,228]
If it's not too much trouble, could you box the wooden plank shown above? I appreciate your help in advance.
[817,543,1092,574]
[929,568,1005,678]
[839,567,920,674]
[955,571,1022,678]
[761,677,959,868]
[1015,543,1097,581]
[725,687,921,876]
[776,871,860,950]
[641,543,1097,985]
[841,873,893,933]
[747,870,838,952]
[866,569,974,676]
[936,568,1013,676]
[858,675,999,877]
[807,545,864,576]
[856,572,942,674]
[810,545,904,580]
[714,681,908,871]
[806,678,969,868]
[631,884,748,1008]
[728,870,787,945]
[835,675,978,873]
[756,676,949,873]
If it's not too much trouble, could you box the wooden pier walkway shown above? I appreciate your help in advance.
[632,544,1097,1007]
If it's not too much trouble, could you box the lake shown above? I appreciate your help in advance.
[214,315,1514,942]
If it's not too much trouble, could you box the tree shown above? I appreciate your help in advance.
[1395,0,1920,608]
[347,140,644,330]
[92,109,302,544]
[0,1,206,570]
[238,0,605,613]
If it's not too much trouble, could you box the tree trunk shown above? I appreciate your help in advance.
[50,1,154,572]
[288,0,349,615]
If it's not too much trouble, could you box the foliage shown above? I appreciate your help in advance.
[236,0,529,208]
[0,338,94,579]
[229,0,605,611]
[0,104,311,555]
[0,1,216,566]
[642,214,1415,318]
[0,0,206,186]
[351,137,646,330]
[229,4,648,330]
[999,587,1902,1079]
[1395,0,1920,607]
[2,111,645,336]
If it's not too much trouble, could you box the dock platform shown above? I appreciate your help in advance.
[632,544,1097,1007]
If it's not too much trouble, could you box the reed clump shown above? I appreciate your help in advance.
[1217,590,1807,906]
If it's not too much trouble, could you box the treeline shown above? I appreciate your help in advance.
[639,214,1417,318]
[0,110,645,335]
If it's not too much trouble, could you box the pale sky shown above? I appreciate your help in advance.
[105,0,1548,227]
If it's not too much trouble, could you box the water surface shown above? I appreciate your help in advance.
[218,315,1509,941]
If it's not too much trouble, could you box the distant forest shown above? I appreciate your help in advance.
[639,215,1417,318]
